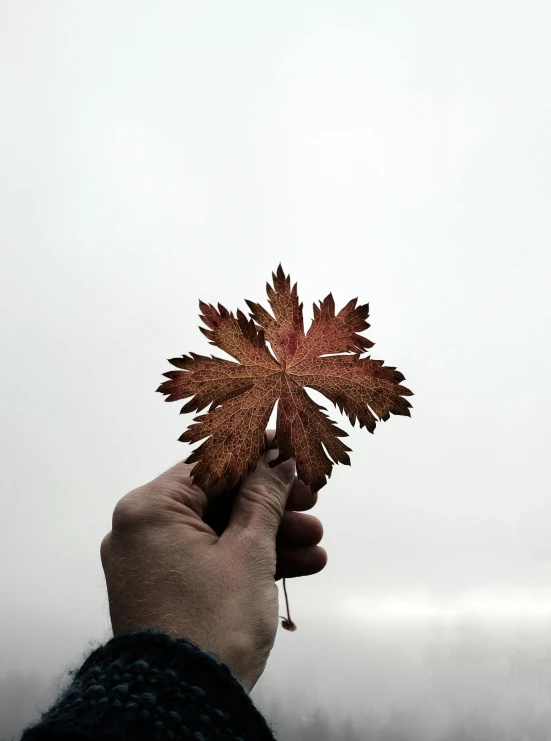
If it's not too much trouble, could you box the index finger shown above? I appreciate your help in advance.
[286,478,318,511]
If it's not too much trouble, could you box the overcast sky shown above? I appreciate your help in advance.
[1,0,550,737]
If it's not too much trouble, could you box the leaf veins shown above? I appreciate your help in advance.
[157,266,413,491]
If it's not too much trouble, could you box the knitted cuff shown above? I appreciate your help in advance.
[21,629,276,741]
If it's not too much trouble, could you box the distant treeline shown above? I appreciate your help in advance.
[2,670,549,741]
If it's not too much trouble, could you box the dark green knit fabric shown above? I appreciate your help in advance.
[20,629,276,740]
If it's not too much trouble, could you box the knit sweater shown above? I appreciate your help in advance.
[20,629,277,740]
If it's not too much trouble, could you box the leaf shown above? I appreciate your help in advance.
[157,266,413,491]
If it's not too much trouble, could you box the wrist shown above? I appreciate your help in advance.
[111,616,267,693]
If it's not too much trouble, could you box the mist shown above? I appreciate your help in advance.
[5,616,551,740]
[2,0,550,739]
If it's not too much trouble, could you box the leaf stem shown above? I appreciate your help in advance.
[280,578,297,631]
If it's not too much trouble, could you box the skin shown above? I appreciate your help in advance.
[100,432,327,692]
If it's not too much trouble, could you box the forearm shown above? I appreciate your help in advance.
[21,629,276,741]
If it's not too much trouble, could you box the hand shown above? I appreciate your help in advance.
[100,436,327,692]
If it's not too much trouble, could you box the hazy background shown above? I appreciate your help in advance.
[1,1,550,738]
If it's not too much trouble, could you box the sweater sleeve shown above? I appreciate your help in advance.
[20,629,277,741]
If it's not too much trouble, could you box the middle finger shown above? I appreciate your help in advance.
[277,511,323,547]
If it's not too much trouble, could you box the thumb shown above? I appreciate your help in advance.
[226,450,296,538]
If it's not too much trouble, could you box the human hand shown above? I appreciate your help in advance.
[100,435,327,692]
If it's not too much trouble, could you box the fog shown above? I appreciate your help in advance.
[1,1,550,739]
[5,616,551,739]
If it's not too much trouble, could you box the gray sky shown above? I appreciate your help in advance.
[1,0,550,737]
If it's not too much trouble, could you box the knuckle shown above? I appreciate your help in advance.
[241,480,285,523]
[100,532,111,564]
[111,489,149,530]
[252,473,288,502]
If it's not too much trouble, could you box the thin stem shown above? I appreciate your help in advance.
[283,578,292,621]
[280,578,297,631]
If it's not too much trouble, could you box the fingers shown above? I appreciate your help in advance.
[286,478,318,512]
[275,511,326,579]
[225,451,296,538]
[206,484,321,539]
[275,546,328,580]
[265,430,318,512]
[277,511,323,547]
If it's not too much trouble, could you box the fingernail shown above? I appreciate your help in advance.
[270,457,296,485]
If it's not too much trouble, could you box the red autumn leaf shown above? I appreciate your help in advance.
[157,266,413,491]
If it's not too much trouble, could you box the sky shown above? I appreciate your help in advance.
[1,0,550,737]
